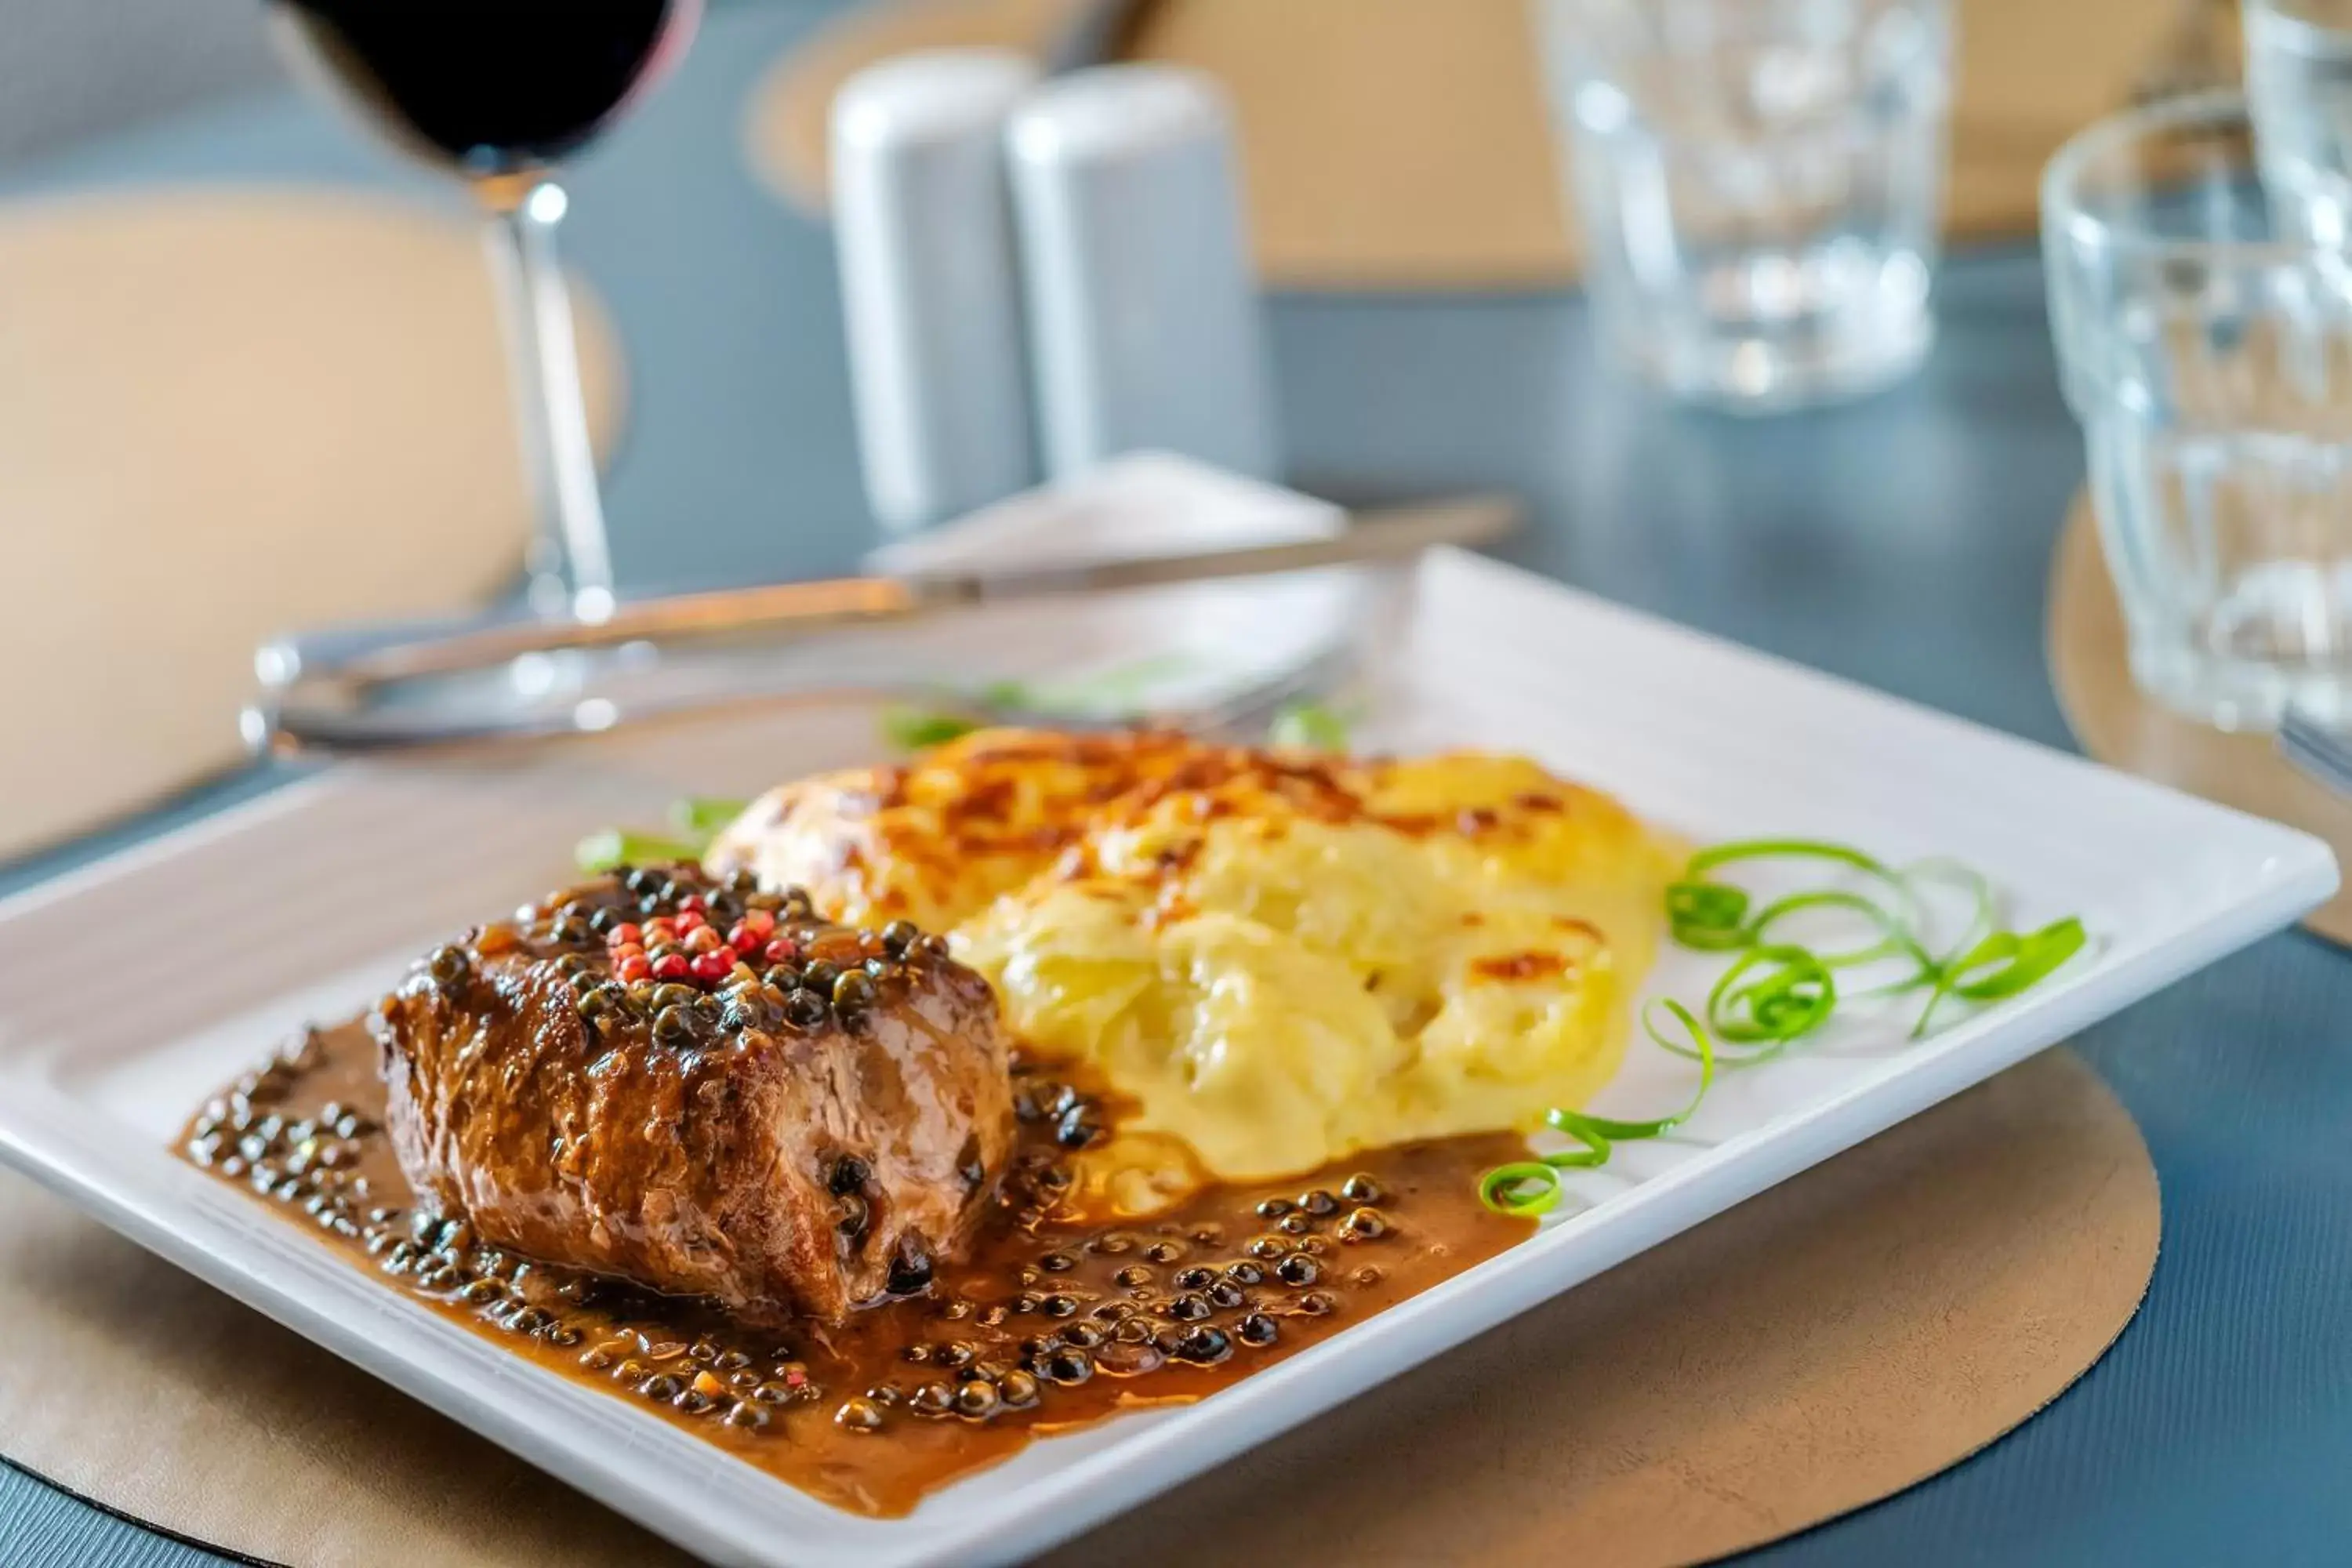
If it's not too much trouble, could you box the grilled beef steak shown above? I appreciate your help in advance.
[370,866,1015,1323]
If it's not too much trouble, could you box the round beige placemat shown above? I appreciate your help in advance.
[746,0,2191,290]
[0,1047,2156,1567]
[2048,492,2352,946]
[0,187,626,862]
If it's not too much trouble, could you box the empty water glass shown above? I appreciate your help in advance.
[1534,0,1952,412]
[2247,0,2352,246]
[2044,93,2352,730]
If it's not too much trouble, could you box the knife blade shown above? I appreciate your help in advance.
[262,493,1520,694]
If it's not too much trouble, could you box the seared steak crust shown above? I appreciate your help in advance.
[370,868,1015,1323]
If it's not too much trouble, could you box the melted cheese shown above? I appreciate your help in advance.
[709,732,1677,1186]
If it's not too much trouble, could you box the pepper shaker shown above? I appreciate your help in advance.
[1005,64,1279,481]
[830,49,1040,533]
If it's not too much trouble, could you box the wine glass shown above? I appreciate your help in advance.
[267,0,702,622]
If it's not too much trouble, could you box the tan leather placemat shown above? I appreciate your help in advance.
[0,188,626,862]
[747,0,2199,289]
[2049,492,2352,946]
[0,1047,2155,1568]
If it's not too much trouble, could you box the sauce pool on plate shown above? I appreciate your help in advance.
[177,1022,1530,1516]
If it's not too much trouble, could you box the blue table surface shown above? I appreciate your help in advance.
[9,5,2352,1565]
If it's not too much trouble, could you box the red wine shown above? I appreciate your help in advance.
[270,0,698,177]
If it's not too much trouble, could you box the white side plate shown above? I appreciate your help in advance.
[0,550,2332,1567]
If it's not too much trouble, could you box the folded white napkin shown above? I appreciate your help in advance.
[865,451,1339,572]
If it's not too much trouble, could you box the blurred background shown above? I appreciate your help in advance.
[1,0,2298,858]
[0,0,274,158]
[16,0,2335,853]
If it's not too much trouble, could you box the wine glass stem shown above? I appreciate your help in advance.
[485,181,615,622]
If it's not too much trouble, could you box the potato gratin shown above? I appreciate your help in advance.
[707,731,1678,1196]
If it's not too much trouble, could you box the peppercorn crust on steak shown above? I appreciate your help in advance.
[706,730,1679,1190]
[371,866,1017,1324]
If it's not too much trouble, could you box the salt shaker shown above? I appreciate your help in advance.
[1005,64,1279,481]
[830,49,1039,533]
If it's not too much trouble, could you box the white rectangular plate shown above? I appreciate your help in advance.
[0,550,2332,1568]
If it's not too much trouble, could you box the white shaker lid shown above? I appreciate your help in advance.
[832,49,1040,148]
[1006,62,1235,164]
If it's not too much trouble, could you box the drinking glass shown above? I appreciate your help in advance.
[2044,93,2352,730]
[267,0,702,622]
[2247,0,2352,247]
[1534,0,1953,412]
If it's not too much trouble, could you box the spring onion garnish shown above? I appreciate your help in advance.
[1479,837,2089,1217]
[1478,1001,1714,1218]
[1914,917,2089,1036]
[670,797,750,837]
[880,704,986,752]
[574,826,706,875]
[574,797,750,874]
[881,668,1353,755]
[880,658,1214,754]
[1267,699,1352,751]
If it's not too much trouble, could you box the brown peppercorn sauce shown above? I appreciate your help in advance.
[177,1020,1530,1517]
